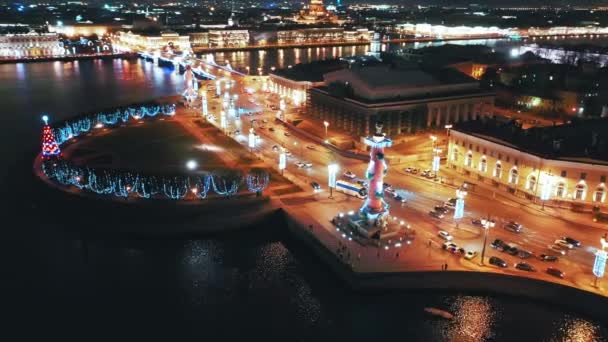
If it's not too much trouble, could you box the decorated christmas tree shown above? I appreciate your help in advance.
[41,115,61,158]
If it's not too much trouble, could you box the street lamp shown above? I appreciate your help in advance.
[453,188,467,228]
[323,121,329,142]
[279,147,286,175]
[444,124,452,137]
[480,216,495,266]
[445,125,452,168]
[186,159,198,171]
[328,163,338,199]
[248,128,256,152]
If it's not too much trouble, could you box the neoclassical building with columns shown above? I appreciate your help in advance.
[449,118,608,208]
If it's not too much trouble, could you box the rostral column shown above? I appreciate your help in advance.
[359,122,392,227]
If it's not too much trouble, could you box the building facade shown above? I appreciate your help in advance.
[208,30,249,47]
[114,31,191,52]
[449,129,608,208]
[0,33,64,58]
[308,66,495,137]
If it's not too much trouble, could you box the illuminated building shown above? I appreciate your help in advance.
[294,0,341,24]
[48,24,120,37]
[449,118,608,208]
[0,32,64,58]
[208,30,249,47]
[114,31,191,52]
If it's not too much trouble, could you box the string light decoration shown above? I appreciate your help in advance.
[193,175,211,199]
[211,170,242,197]
[246,169,270,196]
[41,115,61,158]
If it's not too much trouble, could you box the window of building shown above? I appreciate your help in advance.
[479,157,487,173]
[561,170,567,177]
[601,175,606,183]
[452,147,459,162]
[476,146,480,152]
[581,173,587,180]
[514,159,519,166]
[574,182,587,200]
[494,161,502,178]
[483,148,487,154]
[594,186,606,202]
[509,167,518,185]
[527,175,537,191]
[556,182,566,198]
[464,151,473,167]
[462,141,465,147]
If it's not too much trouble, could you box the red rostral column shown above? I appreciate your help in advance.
[359,122,392,224]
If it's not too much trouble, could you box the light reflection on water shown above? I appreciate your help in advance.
[445,296,496,342]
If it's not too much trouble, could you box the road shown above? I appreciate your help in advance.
[185,72,607,293]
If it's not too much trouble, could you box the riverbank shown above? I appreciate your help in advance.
[0,52,138,64]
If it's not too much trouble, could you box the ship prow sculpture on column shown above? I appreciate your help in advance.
[355,121,393,238]
[331,122,412,243]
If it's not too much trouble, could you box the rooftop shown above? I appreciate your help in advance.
[453,117,608,164]
[270,57,380,83]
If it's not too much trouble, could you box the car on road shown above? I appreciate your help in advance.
[546,267,565,278]
[355,179,367,187]
[438,230,453,241]
[444,198,457,209]
[448,246,466,255]
[306,145,315,150]
[421,169,431,177]
[404,167,415,173]
[506,245,519,256]
[272,145,280,152]
[490,239,505,250]
[515,262,535,272]
[295,161,305,168]
[310,182,321,191]
[426,172,436,179]
[429,210,445,219]
[539,254,558,262]
[517,250,533,259]
[464,251,478,260]
[303,162,313,168]
[561,236,581,247]
[471,218,496,227]
[548,245,567,255]
[504,221,523,233]
[554,239,574,250]
[443,242,457,250]
[343,171,357,179]
[489,256,508,268]
[434,205,450,214]
[393,194,406,203]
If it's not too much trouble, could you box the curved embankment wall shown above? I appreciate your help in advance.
[279,208,608,322]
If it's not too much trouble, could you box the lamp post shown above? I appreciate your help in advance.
[480,216,495,266]
[430,135,437,168]
[593,234,608,288]
[324,121,329,143]
[453,188,467,228]
[540,171,554,210]
[279,147,286,175]
[248,127,256,152]
[328,163,338,199]
[432,147,442,180]
[445,124,453,168]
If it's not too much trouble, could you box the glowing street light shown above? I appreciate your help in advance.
[186,160,198,170]
[279,147,286,175]
[480,216,496,266]
[453,188,467,228]
[248,127,256,151]
[323,121,329,142]
[328,163,338,199]
[42,115,49,125]
[593,234,608,287]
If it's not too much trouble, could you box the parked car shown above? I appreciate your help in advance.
[356,179,367,187]
[306,145,315,150]
[515,262,535,272]
[548,245,567,256]
[490,239,505,250]
[393,194,406,203]
[310,182,321,191]
[546,267,565,279]
[426,172,436,179]
[343,171,357,179]
[284,132,291,137]
[472,218,496,227]
[464,251,478,260]
[489,256,508,268]
[434,205,450,214]
[429,210,445,219]
[561,236,581,247]
[295,161,305,168]
[539,254,558,262]
[438,230,453,241]
[554,239,574,250]
[443,242,457,250]
[420,169,431,177]
[404,167,415,173]
[517,250,533,259]
[506,246,519,256]
[303,162,313,168]
[504,221,523,233]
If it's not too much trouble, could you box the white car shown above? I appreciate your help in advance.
[303,162,313,168]
[295,161,305,168]
[438,230,453,241]
[548,245,567,255]
[554,239,574,250]
[464,251,478,260]
[343,171,356,179]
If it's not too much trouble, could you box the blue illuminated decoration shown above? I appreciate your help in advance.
[593,250,607,278]
[453,198,465,219]
[246,170,270,195]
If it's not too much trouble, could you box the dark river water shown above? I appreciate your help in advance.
[0,49,607,340]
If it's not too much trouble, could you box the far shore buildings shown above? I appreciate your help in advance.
[449,118,608,208]
[270,57,495,137]
[0,32,64,58]
[294,0,342,25]
[114,31,192,52]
